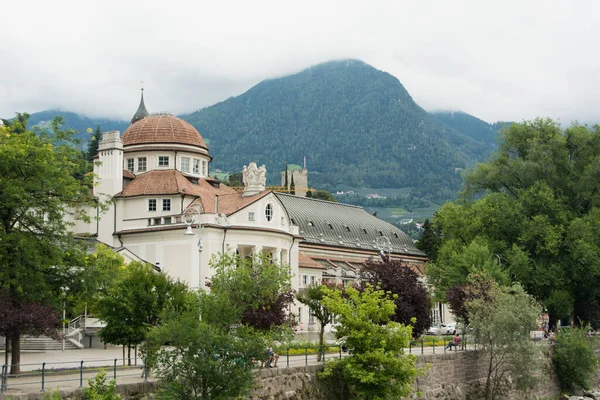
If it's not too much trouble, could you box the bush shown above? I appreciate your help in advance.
[82,370,121,400]
[553,327,598,392]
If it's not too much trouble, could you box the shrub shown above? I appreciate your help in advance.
[82,370,121,400]
[553,327,598,392]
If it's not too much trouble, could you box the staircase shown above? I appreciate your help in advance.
[0,335,79,351]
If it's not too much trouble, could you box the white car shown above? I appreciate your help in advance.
[427,323,458,335]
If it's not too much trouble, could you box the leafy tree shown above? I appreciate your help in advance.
[0,294,60,371]
[415,218,441,262]
[295,282,338,361]
[553,327,599,393]
[208,253,294,335]
[96,262,188,364]
[148,292,265,400]
[431,120,600,329]
[226,171,243,187]
[360,256,431,336]
[445,273,497,325]
[309,190,337,202]
[320,285,420,399]
[468,282,540,400]
[86,126,102,163]
[0,115,99,373]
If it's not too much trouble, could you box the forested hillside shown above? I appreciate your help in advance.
[185,60,497,201]
[432,111,507,151]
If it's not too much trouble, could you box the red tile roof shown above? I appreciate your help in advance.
[123,115,207,149]
[116,170,270,216]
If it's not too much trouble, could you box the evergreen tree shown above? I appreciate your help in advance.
[87,126,102,163]
[416,219,441,262]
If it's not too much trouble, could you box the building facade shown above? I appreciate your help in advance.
[71,93,437,332]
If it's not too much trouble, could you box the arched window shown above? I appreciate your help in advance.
[265,203,273,222]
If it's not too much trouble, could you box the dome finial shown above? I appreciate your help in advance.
[131,86,149,125]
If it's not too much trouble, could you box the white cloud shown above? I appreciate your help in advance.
[1,0,599,123]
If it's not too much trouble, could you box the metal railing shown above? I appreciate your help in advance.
[1,357,148,395]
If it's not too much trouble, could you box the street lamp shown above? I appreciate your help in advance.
[183,208,203,289]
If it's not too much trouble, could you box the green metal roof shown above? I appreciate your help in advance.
[274,193,425,257]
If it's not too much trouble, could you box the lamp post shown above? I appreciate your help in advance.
[183,208,203,290]
[376,236,392,260]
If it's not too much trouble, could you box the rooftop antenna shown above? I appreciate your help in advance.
[304,156,306,169]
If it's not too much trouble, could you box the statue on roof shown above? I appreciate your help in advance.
[242,162,266,197]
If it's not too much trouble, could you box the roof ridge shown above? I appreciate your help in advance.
[274,192,363,209]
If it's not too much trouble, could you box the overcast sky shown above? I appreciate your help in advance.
[1,0,599,124]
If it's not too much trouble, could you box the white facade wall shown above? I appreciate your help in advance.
[123,148,211,178]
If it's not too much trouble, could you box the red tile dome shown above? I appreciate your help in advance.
[122,114,207,149]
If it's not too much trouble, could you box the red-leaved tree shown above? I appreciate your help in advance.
[360,256,431,337]
[0,293,60,374]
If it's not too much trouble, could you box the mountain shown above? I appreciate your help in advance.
[184,60,497,201]
[26,110,128,146]
[432,111,507,149]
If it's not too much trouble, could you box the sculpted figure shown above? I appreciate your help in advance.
[257,165,267,186]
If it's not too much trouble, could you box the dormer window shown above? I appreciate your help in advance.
[378,231,383,236]
[362,228,367,234]
[158,156,170,167]
[265,204,273,222]
[345,226,351,232]
[327,223,333,229]
[308,221,314,227]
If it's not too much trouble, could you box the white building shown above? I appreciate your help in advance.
[71,93,435,332]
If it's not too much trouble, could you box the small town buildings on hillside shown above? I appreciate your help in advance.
[70,92,450,333]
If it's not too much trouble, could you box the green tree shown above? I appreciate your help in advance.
[311,190,337,202]
[86,126,102,164]
[415,218,441,262]
[208,253,294,335]
[295,282,337,361]
[553,327,598,393]
[320,285,421,399]
[468,282,540,400]
[96,262,188,364]
[0,115,99,373]
[148,292,265,400]
[429,119,600,329]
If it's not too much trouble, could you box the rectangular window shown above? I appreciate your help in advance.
[298,307,303,323]
[248,212,255,221]
[193,159,200,174]
[310,276,316,285]
[202,160,207,176]
[137,157,147,172]
[162,199,171,211]
[303,275,308,285]
[126,158,134,171]
[164,217,172,224]
[309,309,315,324]
[158,156,169,166]
[181,157,190,172]
[153,218,161,225]
[148,199,156,211]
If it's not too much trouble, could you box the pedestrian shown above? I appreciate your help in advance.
[446,334,461,351]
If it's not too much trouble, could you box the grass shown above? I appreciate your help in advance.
[387,207,408,216]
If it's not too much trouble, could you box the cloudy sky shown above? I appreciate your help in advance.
[1,0,599,124]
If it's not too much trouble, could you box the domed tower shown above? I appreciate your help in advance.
[121,113,210,178]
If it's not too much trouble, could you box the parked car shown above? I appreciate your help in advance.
[426,323,458,335]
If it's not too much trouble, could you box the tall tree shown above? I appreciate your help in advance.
[468,282,540,400]
[0,115,98,373]
[415,218,441,262]
[360,256,431,336]
[96,262,188,364]
[296,282,338,361]
[208,253,294,335]
[320,284,421,399]
[86,126,102,163]
[429,119,600,329]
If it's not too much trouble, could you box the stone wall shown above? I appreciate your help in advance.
[251,349,561,400]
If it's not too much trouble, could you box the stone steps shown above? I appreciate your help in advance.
[0,335,79,351]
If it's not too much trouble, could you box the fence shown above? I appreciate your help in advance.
[1,336,510,395]
[1,357,147,395]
